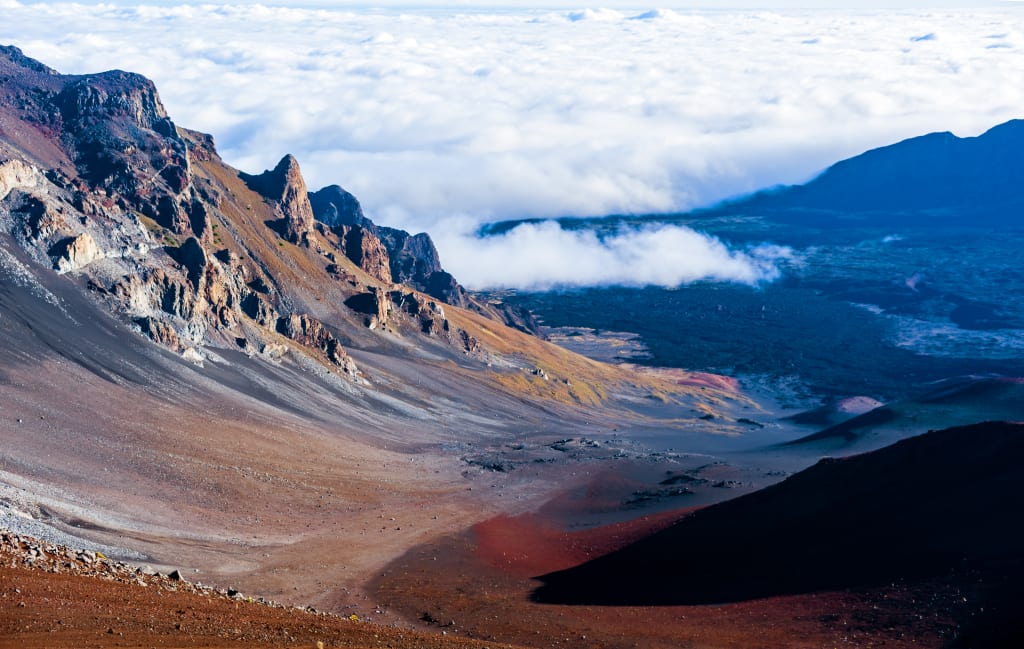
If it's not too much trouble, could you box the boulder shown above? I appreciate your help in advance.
[52,232,104,273]
[0,159,41,201]
[276,313,358,374]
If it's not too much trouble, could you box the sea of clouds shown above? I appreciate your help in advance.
[2,2,1022,288]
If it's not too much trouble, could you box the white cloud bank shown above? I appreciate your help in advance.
[432,220,791,289]
[2,3,1023,287]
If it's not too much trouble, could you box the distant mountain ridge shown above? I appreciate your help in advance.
[707,119,1024,225]
[479,118,1024,236]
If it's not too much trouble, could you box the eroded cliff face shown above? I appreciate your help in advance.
[333,224,393,285]
[308,183,542,335]
[56,69,194,234]
[240,154,316,246]
[0,45,508,378]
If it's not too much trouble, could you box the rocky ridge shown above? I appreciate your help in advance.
[705,119,1024,225]
[0,44,534,379]
[309,183,540,334]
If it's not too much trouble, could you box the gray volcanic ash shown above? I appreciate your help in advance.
[0,44,757,621]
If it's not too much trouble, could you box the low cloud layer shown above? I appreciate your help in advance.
[3,3,1022,287]
[434,220,791,290]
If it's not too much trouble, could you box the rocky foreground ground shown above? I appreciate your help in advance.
[0,529,521,649]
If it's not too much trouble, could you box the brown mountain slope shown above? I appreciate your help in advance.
[0,43,769,625]
[0,43,740,409]
[371,423,1024,649]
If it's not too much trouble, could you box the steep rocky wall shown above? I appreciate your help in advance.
[240,154,316,245]
[0,45,508,377]
[308,182,542,336]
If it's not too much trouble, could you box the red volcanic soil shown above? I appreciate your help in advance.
[0,562,521,649]
[373,517,969,649]
[472,507,695,580]
[371,466,985,649]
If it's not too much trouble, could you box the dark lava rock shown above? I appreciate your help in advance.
[535,421,1024,608]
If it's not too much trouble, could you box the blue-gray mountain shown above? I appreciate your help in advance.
[481,118,1024,235]
[707,119,1024,225]
[487,118,1024,402]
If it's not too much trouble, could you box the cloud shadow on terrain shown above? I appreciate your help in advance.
[532,421,1024,638]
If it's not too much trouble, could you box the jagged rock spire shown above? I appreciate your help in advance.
[241,154,316,245]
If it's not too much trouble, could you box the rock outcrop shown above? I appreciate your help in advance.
[0,44,537,379]
[309,184,369,229]
[52,232,103,273]
[344,289,390,329]
[172,236,207,290]
[55,69,193,233]
[0,158,41,201]
[307,182,470,304]
[240,154,316,245]
[335,225,392,284]
[276,312,358,375]
[308,181,541,334]
[0,46,359,371]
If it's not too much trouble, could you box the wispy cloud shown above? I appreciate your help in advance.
[2,3,1022,287]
